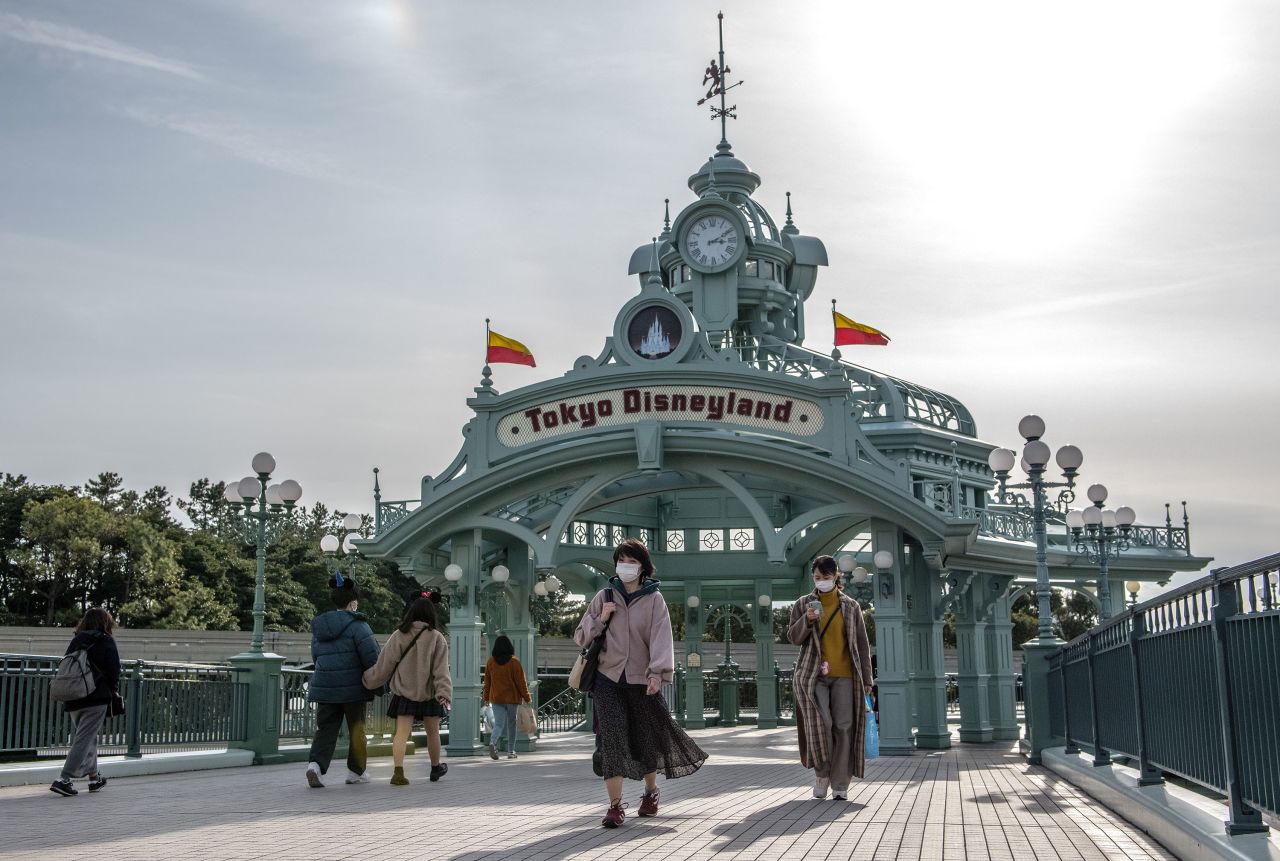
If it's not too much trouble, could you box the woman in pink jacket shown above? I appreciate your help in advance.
[574,538,707,828]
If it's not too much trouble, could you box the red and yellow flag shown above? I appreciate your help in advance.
[833,309,890,346]
[487,328,536,367]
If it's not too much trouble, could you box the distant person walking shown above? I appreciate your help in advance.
[575,538,707,828]
[305,573,380,788]
[482,635,531,760]
[49,608,121,797]
[363,596,452,786]
[787,555,873,801]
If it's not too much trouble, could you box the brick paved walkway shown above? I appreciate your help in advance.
[0,727,1175,860]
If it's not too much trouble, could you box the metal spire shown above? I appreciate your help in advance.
[659,198,671,241]
[697,11,743,153]
[783,190,798,235]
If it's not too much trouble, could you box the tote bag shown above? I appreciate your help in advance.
[864,694,880,759]
[569,588,614,692]
[516,702,538,735]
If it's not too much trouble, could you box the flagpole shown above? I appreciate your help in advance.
[830,299,842,362]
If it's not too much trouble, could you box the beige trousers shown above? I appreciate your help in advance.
[813,676,854,791]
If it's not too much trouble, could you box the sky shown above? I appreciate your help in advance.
[2,0,1277,599]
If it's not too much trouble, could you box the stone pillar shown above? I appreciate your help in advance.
[503,544,538,752]
[870,522,913,754]
[909,560,951,749]
[1020,638,1063,763]
[445,531,486,757]
[986,585,1020,741]
[227,650,285,764]
[955,573,993,743]
[754,578,777,729]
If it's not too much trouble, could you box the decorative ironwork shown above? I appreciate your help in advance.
[700,529,723,550]
[666,530,685,552]
[730,528,755,550]
[376,500,415,534]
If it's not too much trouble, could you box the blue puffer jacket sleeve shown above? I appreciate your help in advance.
[308,610,381,704]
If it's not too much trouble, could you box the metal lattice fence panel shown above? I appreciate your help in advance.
[1139,623,1225,790]
[1225,601,1280,817]
[1092,640,1137,759]
[1062,642,1093,748]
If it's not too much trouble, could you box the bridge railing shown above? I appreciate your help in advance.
[1048,552,1280,835]
[0,655,247,757]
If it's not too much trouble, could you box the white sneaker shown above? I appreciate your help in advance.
[305,763,324,788]
[833,789,848,801]
[345,771,369,784]
[813,776,830,799]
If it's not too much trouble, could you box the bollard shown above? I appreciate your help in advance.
[125,661,143,759]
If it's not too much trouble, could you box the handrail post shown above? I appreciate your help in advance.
[1128,609,1164,785]
[1087,631,1110,766]
[1210,575,1268,835]
[125,661,143,759]
[1060,650,1079,754]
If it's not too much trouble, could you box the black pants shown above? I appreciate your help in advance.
[308,701,367,776]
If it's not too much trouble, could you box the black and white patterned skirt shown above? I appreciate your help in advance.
[593,673,708,781]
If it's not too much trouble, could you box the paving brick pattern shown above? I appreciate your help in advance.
[0,727,1175,861]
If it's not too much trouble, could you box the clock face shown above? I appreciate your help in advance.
[684,213,740,270]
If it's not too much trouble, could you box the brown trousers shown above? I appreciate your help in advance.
[813,676,855,790]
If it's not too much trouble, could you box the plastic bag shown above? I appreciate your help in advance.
[481,704,495,734]
[517,702,538,735]
[864,695,879,759]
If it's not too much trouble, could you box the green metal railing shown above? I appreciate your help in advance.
[1,654,247,757]
[1048,552,1280,835]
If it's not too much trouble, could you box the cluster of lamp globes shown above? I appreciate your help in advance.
[320,514,365,556]
[985,415,1084,480]
[221,452,303,509]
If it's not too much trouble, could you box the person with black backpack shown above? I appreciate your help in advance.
[49,608,121,797]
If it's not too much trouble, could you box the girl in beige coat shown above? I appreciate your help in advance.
[363,597,452,786]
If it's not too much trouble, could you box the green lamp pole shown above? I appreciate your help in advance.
[1066,484,1135,619]
[987,416,1082,763]
[223,452,302,763]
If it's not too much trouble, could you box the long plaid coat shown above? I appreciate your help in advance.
[787,590,873,779]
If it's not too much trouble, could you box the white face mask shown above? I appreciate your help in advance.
[815,579,836,593]
[616,562,642,582]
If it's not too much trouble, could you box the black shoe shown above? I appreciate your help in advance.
[49,779,77,797]
[429,763,448,782]
[88,775,107,792]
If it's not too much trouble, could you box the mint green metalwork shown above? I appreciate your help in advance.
[1048,553,1280,835]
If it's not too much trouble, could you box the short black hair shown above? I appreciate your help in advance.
[613,538,655,582]
[330,573,359,608]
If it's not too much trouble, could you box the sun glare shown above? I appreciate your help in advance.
[808,1,1235,260]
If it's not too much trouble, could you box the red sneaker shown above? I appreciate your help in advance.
[638,788,659,817]
[602,800,627,828]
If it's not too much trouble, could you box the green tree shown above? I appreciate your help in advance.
[16,494,112,624]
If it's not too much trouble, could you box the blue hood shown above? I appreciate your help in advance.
[311,609,369,643]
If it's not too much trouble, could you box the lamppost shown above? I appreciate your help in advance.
[1125,581,1141,609]
[987,416,1083,642]
[320,513,365,582]
[222,452,303,653]
[1065,484,1135,619]
[838,553,873,603]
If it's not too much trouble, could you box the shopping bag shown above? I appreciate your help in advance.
[864,695,879,759]
[481,704,495,734]
[516,702,538,735]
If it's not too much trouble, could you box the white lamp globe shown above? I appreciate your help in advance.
[852,566,869,584]
[444,563,463,582]
[265,484,283,506]
[545,574,563,593]
[491,564,510,583]
[1023,440,1051,468]
[1125,580,1141,595]
[320,534,340,553]
[1066,511,1085,530]
[758,594,772,607]
[251,452,276,475]
[223,483,242,504]
[1115,506,1136,526]
[1082,506,1103,526]
[1101,510,1117,529]
[686,595,700,608]
[533,580,548,597]
[1087,483,1108,504]
[237,477,262,500]
[987,448,1016,473]
[1055,445,1083,471]
[1018,414,1046,441]
[278,480,302,503]
[874,550,894,570]
[342,513,362,531]
[837,554,856,573]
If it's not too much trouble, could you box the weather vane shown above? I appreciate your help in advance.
[697,11,743,147]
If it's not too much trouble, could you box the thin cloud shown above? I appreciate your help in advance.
[0,11,205,81]
[122,106,347,184]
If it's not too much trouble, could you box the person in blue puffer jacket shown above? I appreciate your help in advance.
[305,572,380,788]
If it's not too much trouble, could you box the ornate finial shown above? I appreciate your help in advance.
[696,11,743,152]
[1165,502,1172,527]
[1182,501,1189,528]
[480,364,493,390]
[660,198,671,240]
[646,237,663,288]
[783,191,799,235]
[702,157,722,199]
[373,467,381,496]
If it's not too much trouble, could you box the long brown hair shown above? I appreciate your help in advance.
[75,608,116,635]
[398,597,438,634]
